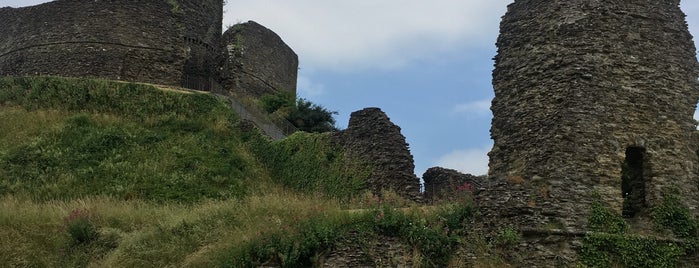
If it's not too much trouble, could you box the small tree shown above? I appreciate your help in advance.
[288,98,338,133]
[260,92,338,133]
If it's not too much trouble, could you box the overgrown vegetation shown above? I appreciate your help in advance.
[587,197,628,234]
[220,199,474,267]
[260,91,338,133]
[248,131,367,201]
[0,77,253,202]
[579,192,699,267]
[652,189,699,239]
[0,76,480,267]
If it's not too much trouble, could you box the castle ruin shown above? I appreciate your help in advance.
[0,0,297,97]
[481,0,699,264]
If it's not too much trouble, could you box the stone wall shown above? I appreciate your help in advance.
[423,167,481,202]
[332,108,421,201]
[320,232,413,267]
[0,0,222,86]
[222,21,298,98]
[488,0,699,230]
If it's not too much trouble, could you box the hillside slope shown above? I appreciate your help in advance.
[0,77,480,267]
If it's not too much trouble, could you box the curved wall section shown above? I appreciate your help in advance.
[0,0,222,86]
[488,0,699,226]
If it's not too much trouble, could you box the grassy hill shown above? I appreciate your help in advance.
[0,77,477,267]
[2,77,695,267]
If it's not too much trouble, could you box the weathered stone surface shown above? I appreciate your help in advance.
[488,0,699,227]
[333,108,421,201]
[482,0,699,265]
[0,0,223,86]
[321,232,413,267]
[422,167,482,202]
[222,21,298,98]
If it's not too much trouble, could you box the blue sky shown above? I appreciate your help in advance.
[5,0,699,178]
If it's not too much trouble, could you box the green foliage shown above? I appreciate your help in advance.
[248,131,367,201]
[0,77,252,203]
[219,212,347,267]
[220,202,473,267]
[65,209,99,245]
[0,77,230,122]
[588,198,628,234]
[494,228,521,247]
[579,233,685,268]
[288,98,338,133]
[652,189,699,238]
[580,193,695,268]
[260,91,295,114]
[259,92,338,133]
[166,0,180,13]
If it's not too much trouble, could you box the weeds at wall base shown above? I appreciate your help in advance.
[579,190,699,267]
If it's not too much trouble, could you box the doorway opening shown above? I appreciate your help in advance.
[621,147,646,218]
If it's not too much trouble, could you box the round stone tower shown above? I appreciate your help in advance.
[0,0,222,87]
[488,0,699,227]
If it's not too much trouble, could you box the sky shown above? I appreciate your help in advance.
[4,0,699,178]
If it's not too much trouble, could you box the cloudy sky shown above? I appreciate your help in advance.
[4,0,699,178]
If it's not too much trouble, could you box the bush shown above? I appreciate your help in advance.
[65,209,99,245]
[288,98,338,133]
[259,92,338,133]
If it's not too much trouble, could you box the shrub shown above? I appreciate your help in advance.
[65,209,99,245]
[259,92,338,133]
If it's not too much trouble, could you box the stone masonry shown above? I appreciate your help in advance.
[481,0,699,265]
[488,0,699,228]
[222,21,299,98]
[423,167,482,202]
[0,0,222,87]
[332,108,421,201]
[0,1,297,99]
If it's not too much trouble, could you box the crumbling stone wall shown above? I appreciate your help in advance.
[0,0,222,86]
[488,0,699,229]
[222,21,298,98]
[423,167,481,202]
[321,232,413,267]
[332,108,421,201]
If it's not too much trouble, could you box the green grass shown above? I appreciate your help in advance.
[0,76,480,267]
[0,77,260,203]
[249,131,368,202]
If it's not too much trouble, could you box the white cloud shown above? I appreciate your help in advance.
[452,98,492,118]
[1,0,51,7]
[225,0,511,71]
[296,75,325,97]
[434,142,492,176]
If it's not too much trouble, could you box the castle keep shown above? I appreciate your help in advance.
[489,0,699,222]
[0,0,298,97]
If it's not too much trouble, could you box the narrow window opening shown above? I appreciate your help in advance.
[621,147,646,218]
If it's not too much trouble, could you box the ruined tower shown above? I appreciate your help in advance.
[0,0,222,87]
[488,0,699,228]
[221,21,299,98]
